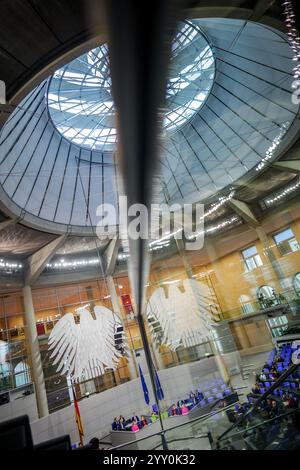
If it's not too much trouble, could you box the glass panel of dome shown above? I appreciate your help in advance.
[47,21,215,151]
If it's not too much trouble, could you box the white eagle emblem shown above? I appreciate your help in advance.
[48,306,125,382]
[147,279,217,351]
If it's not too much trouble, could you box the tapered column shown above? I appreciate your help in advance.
[106,276,138,379]
[22,285,48,418]
[150,341,165,371]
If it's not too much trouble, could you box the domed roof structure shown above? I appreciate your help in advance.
[0,18,299,234]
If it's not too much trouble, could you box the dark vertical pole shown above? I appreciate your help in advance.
[104,0,186,450]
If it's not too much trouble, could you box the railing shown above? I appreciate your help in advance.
[217,362,300,447]
[216,408,298,450]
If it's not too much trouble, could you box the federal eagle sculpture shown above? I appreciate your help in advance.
[146,279,217,351]
[48,305,125,382]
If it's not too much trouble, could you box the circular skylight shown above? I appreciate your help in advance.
[47,21,215,150]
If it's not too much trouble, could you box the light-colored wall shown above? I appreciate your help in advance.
[0,391,38,423]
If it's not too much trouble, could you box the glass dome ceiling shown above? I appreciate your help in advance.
[47,21,215,150]
[0,18,299,233]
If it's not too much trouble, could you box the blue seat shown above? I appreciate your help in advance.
[216,393,223,399]
[224,389,231,396]
[207,397,214,404]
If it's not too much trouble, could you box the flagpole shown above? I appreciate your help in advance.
[71,381,84,446]
[135,312,168,450]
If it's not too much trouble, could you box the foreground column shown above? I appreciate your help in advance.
[22,285,48,418]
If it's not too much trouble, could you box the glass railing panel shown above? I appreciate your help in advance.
[217,359,300,450]
[218,408,300,450]
[163,403,239,450]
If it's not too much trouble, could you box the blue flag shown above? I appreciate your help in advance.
[138,364,150,405]
[155,369,164,400]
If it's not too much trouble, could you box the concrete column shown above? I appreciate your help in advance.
[214,353,230,384]
[22,285,48,418]
[150,342,165,371]
[106,275,138,379]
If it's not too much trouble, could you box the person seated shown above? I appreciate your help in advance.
[259,372,267,381]
[177,399,185,407]
[181,404,189,415]
[131,422,139,432]
[189,391,197,404]
[151,412,157,423]
[131,415,142,429]
[283,394,297,409]
[196,390,204,401]
[276,356,284,363]
[171,404,178,416]
[271,369,281,379]
[140,415,148,427]
[119,415,126,430]
[251,383,261,395]
[89,437,100,450]
[112,417,119,431]
[269,400,279,418]
[234,403,244,418]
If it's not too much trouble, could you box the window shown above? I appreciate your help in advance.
[239,295,255,314]
[293,273,300,294]
[14,361,30,388]
[242,245,263,271]
[257,285,274,299]
[274,228,299,255]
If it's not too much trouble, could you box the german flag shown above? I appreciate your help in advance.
[72,386,84,445]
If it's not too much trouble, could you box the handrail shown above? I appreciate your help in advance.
[217,408,297,446]
[108,401,238,450]
[209,391,240,411]
[217,362,300,443]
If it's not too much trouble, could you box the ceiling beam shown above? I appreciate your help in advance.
[228,198,259,228]
[24,234,67,286]
[250,0,276,22]
[103,236,120,276]
[272,160,300,174]
[0,217,18,233]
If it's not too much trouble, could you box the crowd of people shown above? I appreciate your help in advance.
[231,343,300,427]
[110,389,210,432]
[109,382,236,433]
[111,412,158,432]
